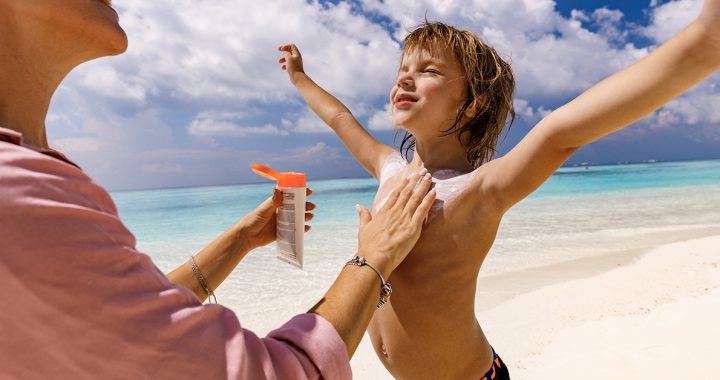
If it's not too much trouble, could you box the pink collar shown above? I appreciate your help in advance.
[0,126,80,169]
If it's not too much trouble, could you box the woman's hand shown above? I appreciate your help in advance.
[355,170,436,275]
[167,188,314,301]
[278,44,305,84]
[236,187,315,253]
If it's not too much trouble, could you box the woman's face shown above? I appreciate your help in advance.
[14,0,128,58]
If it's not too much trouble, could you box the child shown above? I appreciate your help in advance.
[278,2,720,378]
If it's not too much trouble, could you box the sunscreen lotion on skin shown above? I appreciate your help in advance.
[251,164,306,268]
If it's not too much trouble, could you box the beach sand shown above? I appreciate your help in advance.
[350,234,720,379]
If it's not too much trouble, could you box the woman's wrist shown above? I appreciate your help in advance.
[229,223,255,259]
[355,249,394,280]
[345,254,393,308]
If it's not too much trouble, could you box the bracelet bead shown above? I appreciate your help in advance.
[346,255,392,308]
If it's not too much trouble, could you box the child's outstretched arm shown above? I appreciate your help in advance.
[278,44,395,179]
[479,0,720,211]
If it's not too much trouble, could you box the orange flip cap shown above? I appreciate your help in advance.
[251,163,306,188]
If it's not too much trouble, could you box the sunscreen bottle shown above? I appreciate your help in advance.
[251,163,306,268]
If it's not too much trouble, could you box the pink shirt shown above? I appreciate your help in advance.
[0,127,351,380]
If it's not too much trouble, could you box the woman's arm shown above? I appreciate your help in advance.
[279,44,395,179]
[310,170,436,357]
[166,188,315,302]
[479,2,720,211]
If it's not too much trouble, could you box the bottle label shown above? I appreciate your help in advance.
[276,188,304,268]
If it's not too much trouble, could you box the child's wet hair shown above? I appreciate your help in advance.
[399,21,516,168]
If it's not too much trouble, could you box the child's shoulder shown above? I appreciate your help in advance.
[378,151,406,183]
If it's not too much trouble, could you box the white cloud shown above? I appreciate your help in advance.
[187,119,289,137]
[367,103,394,131]
[646,82,720,142]
[642,0,703,42]
[292,111,332,133]
[52,137,101,153]
[514,98,552,123]
[661,92,720,126]
[590,7,628,43]
[78,65,147,103]
[285,142,344,163]
[292,142,329,156]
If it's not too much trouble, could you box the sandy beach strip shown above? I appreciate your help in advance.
[350,234,720,379]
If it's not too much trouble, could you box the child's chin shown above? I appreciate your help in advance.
[392,117,413,132]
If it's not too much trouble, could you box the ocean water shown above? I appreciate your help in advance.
[111,159,720,333]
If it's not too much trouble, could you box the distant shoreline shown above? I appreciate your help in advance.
[108,157,720,194]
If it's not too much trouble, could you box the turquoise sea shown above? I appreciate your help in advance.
[111,159,720,333]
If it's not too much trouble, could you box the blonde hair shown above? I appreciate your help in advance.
[399,21,516,168]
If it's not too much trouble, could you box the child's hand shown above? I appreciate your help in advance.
[699,0,720,48]
[278,44,305,83]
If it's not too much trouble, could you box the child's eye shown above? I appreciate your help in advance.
[423,68,439,74]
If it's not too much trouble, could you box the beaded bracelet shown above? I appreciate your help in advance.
[190,256,217,304]
[346,255,392,308]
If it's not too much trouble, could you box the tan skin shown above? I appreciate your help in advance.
[279,1,720,377]
[0,0,439,360]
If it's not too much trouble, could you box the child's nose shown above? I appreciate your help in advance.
[396,74,414,89]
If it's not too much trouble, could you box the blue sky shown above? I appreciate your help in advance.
[48,0,718,191]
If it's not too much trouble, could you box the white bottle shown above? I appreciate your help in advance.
[252,164,306,268]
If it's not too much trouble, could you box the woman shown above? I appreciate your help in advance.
[0,1,437,378]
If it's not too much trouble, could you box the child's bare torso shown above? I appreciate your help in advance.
[368,153,502,380]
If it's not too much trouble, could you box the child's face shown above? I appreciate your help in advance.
[390,45,467,139]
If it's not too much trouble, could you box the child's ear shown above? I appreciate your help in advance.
[464,95,487,119]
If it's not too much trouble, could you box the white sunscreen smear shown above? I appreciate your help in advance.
[251,163,306,268]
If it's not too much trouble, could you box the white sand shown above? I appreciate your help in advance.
[350,235,720,379]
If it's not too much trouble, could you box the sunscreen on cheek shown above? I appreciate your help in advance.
[252,164,306,268]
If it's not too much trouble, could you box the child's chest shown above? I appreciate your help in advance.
[372,167,476,221]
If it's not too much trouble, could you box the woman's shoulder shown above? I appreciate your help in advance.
[0,134,118,216]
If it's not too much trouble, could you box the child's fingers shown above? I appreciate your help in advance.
[281,65,287,71]
[304,225,312,232]
[289,44,299,55]
[305,212,314,222]
[305,201,316,211]
[306,187,313,196]
[278,57,286,64]
[411,189,436,226]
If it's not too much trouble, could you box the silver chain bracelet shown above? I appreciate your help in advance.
[346,255,392,308]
